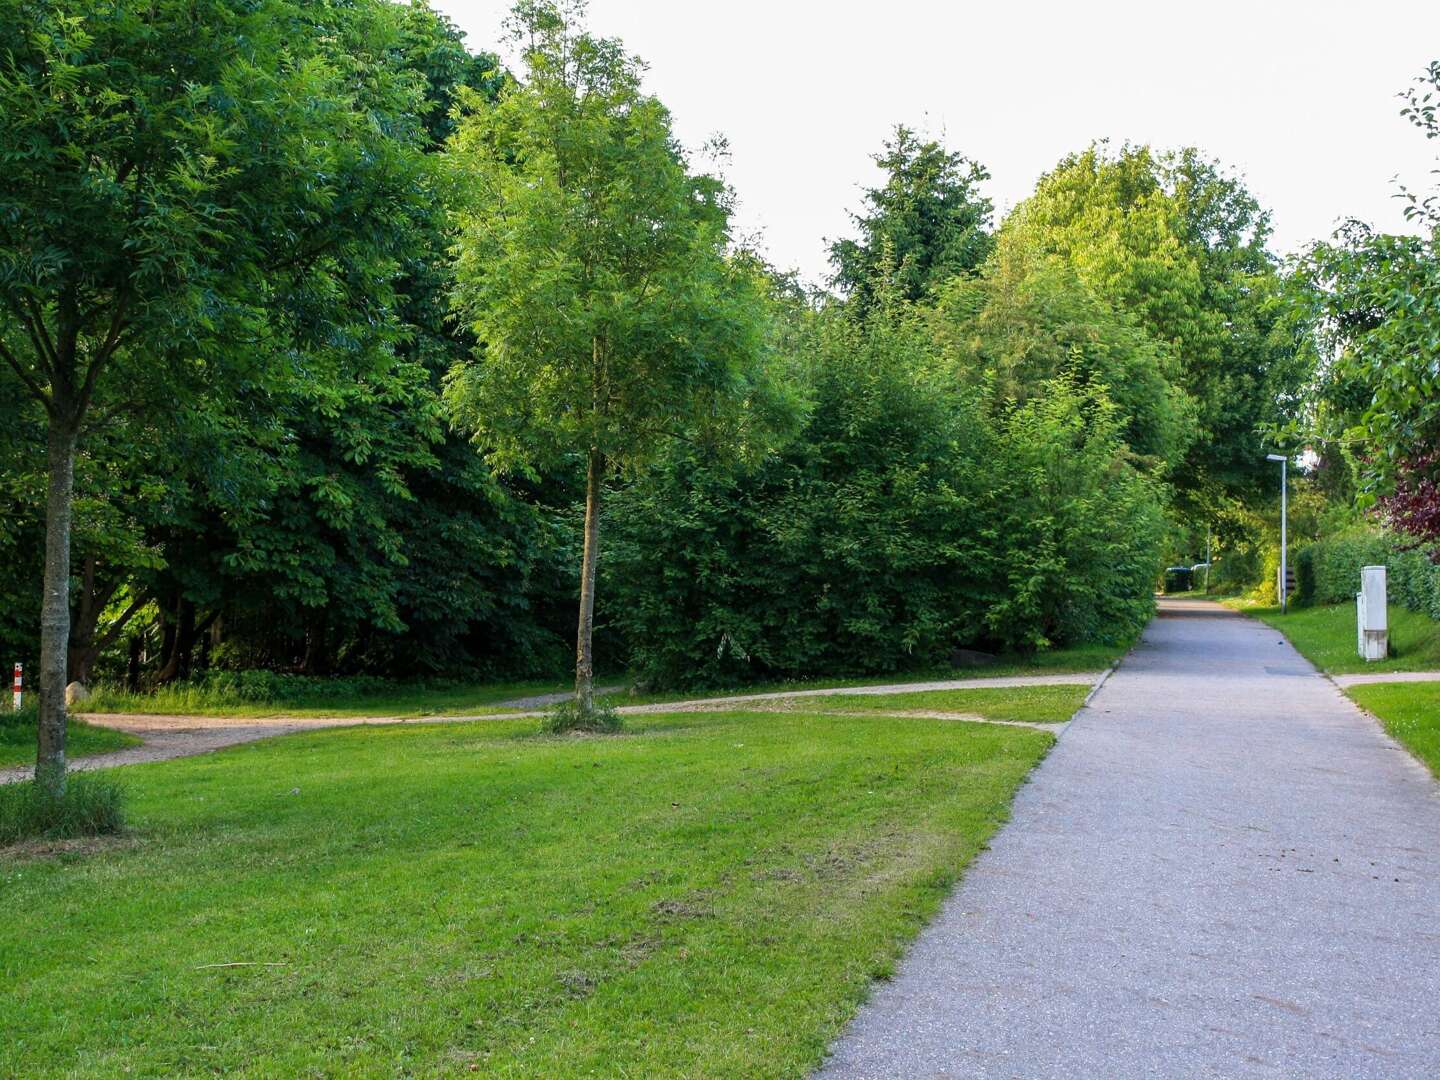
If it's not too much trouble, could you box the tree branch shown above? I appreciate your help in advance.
[4,294,56,379]
[0,336,53,412]
[92,593,150,656]
[23,294,58,370]
[75,291,131,417]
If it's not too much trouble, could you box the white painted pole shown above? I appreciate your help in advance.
[1266,453,1288,613]
[1280,457,1288,614]
[12,663,21,711]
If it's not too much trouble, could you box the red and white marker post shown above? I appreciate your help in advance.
[12,663,21,710]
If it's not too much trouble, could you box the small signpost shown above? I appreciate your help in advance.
[11,663,21,710]
[1356,565,1388,662]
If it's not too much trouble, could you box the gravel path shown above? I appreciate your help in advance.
[614,673,1104,716]
[1332,670,1440,687]
[818,597,1440,1078]
[0,672,1101,784]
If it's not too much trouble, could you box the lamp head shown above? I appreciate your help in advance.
[1265,453,1287,462]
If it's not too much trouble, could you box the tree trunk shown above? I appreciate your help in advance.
[157,595,178,684]
[68,558,125,687]
[155,598,195,685]
[574,448,604,712]
[302,608,331,676]
[36,423,78,796]
[68,557,98,684]
[71,590,147,687]
[127,635,142,692]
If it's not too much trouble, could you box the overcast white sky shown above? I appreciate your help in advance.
[434,0,1440,286]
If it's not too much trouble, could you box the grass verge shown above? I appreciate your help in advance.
[759,685,1089,723]
[0,712,140,769]
[1237,602,1440,676]
[0,706,1051,1077]
[1347,683,1440,778]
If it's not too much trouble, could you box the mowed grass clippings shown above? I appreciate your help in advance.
[0,708,1052,1078]
[1348,682,1440,778]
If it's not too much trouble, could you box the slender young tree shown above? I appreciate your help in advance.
[0,0,432,791]
[446,1,781,719]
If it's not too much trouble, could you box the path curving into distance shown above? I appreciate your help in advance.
[819,597,1440,1078]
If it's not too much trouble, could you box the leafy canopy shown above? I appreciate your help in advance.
[445,0,784,476]
[1300,60,1440,541]
[829,126,993,310]
[998,144,1303,509]
[0,0,437,425]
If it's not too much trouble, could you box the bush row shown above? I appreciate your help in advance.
[605,316,1165,689]
[1294,529,1440,617]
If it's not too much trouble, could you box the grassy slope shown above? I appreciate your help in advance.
[1347,683,1440,778]
[0,707,1055,1078]
[0,719,140,769]
[1240,602,1440,675]
[80,640,1125,720]
[766,685,1089,724]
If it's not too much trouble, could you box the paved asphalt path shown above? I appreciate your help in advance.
[820,598,1440,1078]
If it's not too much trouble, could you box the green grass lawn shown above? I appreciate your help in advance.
[80,640,1124,722]
[0,718,140,769]
[764,684,1089,724]
[1347,682,1440,779]
[0,706,1052,1078]
[1240,602,1440,675]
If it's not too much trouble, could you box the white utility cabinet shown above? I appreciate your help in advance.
[1356,564,1388,662]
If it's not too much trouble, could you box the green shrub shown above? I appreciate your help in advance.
[1294,544,1317,607]
[0,697,37,729]
[1210,545,1262,596]
[542,699,622,734]
[607,313,1164,688]
[606,314,998,688]
[0,700,41,757]
[1294,529,1440,617]
[981,382,1164,651]
[0,773,126,846]
[87,670,440,713]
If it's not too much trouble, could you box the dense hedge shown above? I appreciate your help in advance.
[1294,529,1440,617]
[605,316,1163,689]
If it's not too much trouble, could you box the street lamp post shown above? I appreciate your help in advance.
[1266,453,1288,612]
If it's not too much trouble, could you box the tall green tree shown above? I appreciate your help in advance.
[0,0,434,791]
[446,1,786,717]
[830,126,993,310]
[1301,60,1440,542]
[932,257,1192,474]
[999,144,1304,511]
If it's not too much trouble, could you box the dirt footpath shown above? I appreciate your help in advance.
[0,673,1103,784]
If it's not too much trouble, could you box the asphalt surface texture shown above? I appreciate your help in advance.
[819,597,1440,1079]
